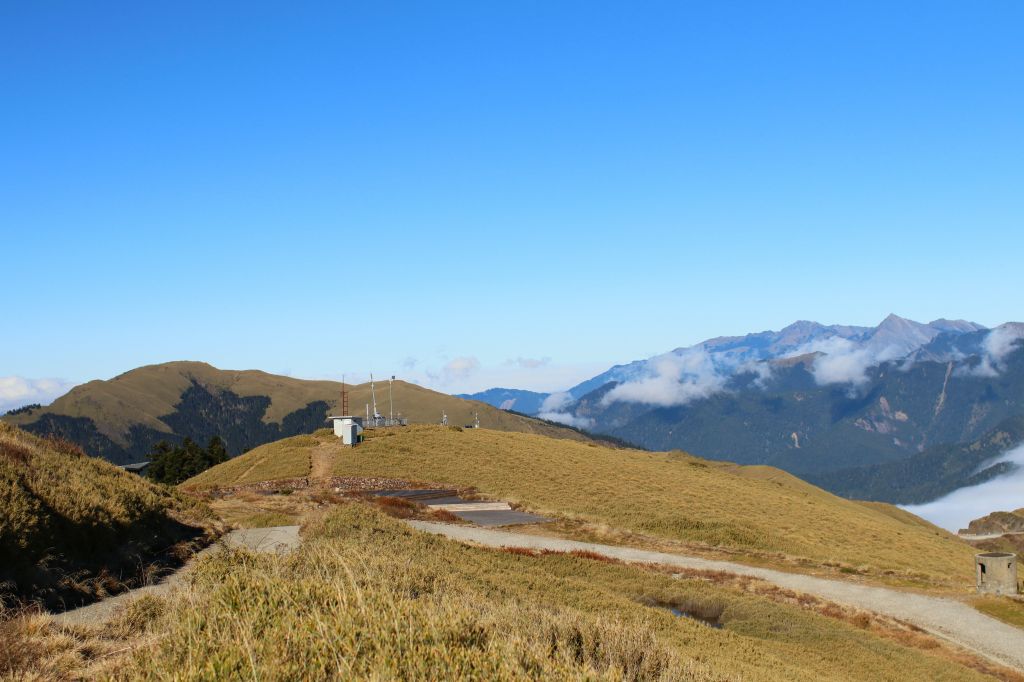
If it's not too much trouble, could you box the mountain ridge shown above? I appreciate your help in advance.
[2,361,590,464]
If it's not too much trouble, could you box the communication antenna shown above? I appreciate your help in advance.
[389,375,394,423]
[370,373,380,420]
[341,375,349,416]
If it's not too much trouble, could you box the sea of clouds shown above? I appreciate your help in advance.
[901,444,1024,532]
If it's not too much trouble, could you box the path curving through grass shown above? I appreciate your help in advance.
[409,520,1024,672]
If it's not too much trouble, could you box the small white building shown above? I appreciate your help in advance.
[328,415,364,446]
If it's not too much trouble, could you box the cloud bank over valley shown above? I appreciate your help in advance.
[901,444,1024,532]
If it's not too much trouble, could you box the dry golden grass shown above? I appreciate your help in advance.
[88,504,997,681]
[184,434,316,489]
[184,425,978,586]
[973,597,1024,630]
[0,423,214,608]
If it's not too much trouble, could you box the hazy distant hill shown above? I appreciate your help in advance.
[1,361,588,464]
[455,387,549,415]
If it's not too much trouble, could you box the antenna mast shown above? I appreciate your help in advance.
[341,375,349,416]
[389,375,394,423]
[371,373,379,419]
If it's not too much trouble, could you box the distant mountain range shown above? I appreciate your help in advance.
[462,315,1024,503]
[1,361,589,464]
[454,387,549,416]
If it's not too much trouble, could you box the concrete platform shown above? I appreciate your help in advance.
[367,489,455,500]
[429,502,512,512]
[451,509,550,527]
[370,489,548,527]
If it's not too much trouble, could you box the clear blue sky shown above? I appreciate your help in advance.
[2,1,1022,403]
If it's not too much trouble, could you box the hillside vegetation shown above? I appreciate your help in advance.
[2,361,587,464]
[22,504,999,681]
[187,426,976,586]
[0,423,211,608]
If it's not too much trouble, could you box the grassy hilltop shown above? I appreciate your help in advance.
[0,423,213,608]
[3,361,587,464]
[186,425,976,587]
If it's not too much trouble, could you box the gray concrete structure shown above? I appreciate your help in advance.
[975,552,1019,596]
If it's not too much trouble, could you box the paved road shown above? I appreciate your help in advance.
[959,531,1024,541]
[409,521,1024,672]
[53,526,301,627]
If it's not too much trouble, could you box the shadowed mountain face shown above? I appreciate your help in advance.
[15,382,330,464]
[2,362,588,464]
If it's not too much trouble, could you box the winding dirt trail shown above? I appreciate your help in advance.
[409,520,1024,672]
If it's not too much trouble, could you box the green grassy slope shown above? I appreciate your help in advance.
[0,423,211,608]
[187,426,976,586]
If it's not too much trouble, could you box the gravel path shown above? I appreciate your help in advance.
[409,520,1024,672]
[53,526,301,627]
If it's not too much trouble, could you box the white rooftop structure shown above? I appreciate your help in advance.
[327,415,363,446]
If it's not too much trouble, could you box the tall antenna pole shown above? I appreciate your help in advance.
[371,373,379,419]
[389,375,394,423]
[341,375,349,416]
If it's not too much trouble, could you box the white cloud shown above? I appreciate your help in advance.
[439,356,480,384]
[538,411,594,429]
[0,376,77,413]
[505,356,551,369]
[536,391,594,429]
[601,349,730,407]
[901,444,1024,532]
[958,324,1024,378]
[786,337,904,387]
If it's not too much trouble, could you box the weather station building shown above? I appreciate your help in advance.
[329,415,363,446]
[975,552,1019,596]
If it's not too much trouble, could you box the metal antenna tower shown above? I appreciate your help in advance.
[389,375,394,423]
[341,375,349,416]
[370,373,380,420]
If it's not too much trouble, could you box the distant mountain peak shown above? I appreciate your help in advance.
[928,319,988,333]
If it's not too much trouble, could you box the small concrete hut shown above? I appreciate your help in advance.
[975,552,1018,595]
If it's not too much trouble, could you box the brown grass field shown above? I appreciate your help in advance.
[5,504,1015,681]
[185,425,977,588]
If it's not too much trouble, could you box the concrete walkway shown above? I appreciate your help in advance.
[409,521,1024,672]
[53,526,301,627]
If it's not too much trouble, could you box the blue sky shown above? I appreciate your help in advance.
[2,1,1022,406]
